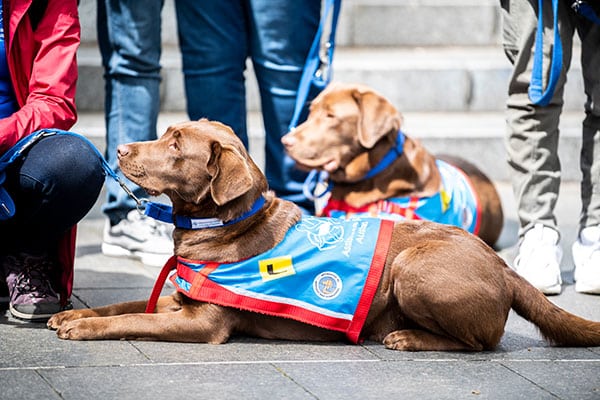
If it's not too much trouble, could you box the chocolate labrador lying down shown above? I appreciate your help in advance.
[48,119,600,351]
[282,82,503,247]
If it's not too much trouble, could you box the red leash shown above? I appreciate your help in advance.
[145,255,177,313]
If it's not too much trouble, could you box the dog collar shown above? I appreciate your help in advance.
[144,196,266,229]
[302,130,406,200]
[363,130,405,180]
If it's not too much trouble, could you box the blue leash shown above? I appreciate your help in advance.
[0,129,146,220]
[528,0,600,106]
[529,0,563,106]
[288,0,342,130]
[0,129,266,228]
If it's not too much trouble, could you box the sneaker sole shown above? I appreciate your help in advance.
[102,242,171,267]
[575,282,600,294]
[9,304,56,321]
[538,283,562,295]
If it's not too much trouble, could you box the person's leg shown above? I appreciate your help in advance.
[98,0,172,267]
[248,0,321,212]
[500,0,575,294]
[98,0,163,225]
[502,0,575,235]
[577,20,600,230]
[174,0,249,146]
[1,135,104,252]
[0,134,104,319]
[571,17,600,294]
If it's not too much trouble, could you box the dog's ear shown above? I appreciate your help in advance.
[352,89,402,148]
[207,142,254,206]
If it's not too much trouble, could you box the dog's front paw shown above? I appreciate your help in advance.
[55,319,97,340]
[47,309,92,330]
[383,330,416,351]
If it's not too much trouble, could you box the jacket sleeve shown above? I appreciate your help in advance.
[0,0,80,153]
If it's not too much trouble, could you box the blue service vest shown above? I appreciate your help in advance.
[170,216,394,343]
[324,160,480,234]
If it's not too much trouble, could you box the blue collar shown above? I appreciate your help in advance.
[302,130,406,201]
[144,196,266,229]
[363,130,405,179]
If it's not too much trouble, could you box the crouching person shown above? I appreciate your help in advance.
[0,1,104,321]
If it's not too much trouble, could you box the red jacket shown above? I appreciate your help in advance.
[1,0,80,303]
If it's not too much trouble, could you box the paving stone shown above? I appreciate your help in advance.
[39,364,314,400]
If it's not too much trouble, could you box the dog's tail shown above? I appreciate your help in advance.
[508,268,600,346]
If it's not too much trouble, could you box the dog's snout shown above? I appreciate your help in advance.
[117,144,130,158]
[281,134,296,148]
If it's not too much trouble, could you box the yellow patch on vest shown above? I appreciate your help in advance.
[259,256,295,282]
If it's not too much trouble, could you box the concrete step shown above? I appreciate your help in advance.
[77,0,502,49]
[75,0,585,114]
[335,0,501,47]
[73,110,584,185]
[75,45,586,114]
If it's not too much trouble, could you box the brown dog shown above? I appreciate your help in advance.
[47,119,600,351]
[282,82,503,247]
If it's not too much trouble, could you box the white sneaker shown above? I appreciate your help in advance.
[572,226,600,294]
[102,210,173,267]
[513,223,563,295]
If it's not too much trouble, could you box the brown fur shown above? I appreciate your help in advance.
[47,119,600,351]
[281,82,503,246]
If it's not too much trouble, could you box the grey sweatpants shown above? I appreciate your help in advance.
[500,0,600,238]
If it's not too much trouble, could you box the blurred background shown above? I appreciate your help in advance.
[74,0,585,182]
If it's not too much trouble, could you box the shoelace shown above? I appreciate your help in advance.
[8,257,56,300]
[146,216,172,239]
[126,211,172,239]
[515,243,560,270]
[581,240,600,264]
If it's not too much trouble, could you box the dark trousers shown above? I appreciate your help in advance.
[0,134,104,254]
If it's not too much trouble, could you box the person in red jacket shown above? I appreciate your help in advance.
[0,0,104,321]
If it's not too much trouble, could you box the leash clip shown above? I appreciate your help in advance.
[316,41,332,83]
[303,169,331,201]
[116,178,149,213]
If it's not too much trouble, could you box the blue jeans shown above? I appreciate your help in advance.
[174,0,321,212]
[0,135,104,254]
[97,0,164,225]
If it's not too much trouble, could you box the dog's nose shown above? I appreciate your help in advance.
[281,134,296,148]
[117,144,130,158]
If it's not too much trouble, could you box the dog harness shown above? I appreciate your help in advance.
[322,160,481,235]
[146,216,394,344]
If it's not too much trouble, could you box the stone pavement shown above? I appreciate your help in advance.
[2,0,600,397]
[1,148,600,399]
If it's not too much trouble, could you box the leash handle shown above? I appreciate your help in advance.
[528,0,563,106]
[288,0,342,130]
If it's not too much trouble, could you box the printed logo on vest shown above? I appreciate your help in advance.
[295,218,344,251]
[259,256,295,282]
[313,271,343,300]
